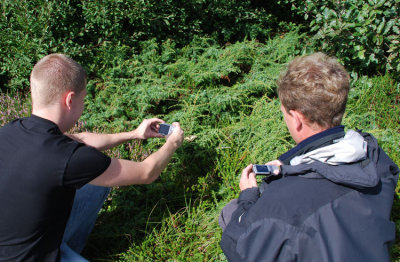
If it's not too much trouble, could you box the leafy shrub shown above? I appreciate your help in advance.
[281,0,400,74]
[81,31,305,132]
[0,0,52,92]
[0,0,282,94]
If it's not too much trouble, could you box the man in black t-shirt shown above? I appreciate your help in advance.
[0,54,184,262]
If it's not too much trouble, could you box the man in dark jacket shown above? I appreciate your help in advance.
[219,53,399,261]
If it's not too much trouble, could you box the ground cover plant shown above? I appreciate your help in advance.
[1,0,399,261]
[82,37,400,261]
[2,34,399,260]
[282,0,400,75]
[76,31,307,260]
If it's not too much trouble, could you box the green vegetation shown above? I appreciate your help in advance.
[282,0,400,74]
[0,0,280,93]
[1,0,399,261]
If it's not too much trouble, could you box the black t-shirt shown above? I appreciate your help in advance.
[0,115,111,261]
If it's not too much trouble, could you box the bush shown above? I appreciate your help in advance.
[281,0,400,74]
[80,30,305,132]
[0,0,281,94]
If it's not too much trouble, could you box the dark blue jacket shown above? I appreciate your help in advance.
[220,129,399,261]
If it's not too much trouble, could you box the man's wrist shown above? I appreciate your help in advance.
[165,138,180,151]
[238,187,259,203]
[128,129,141,140]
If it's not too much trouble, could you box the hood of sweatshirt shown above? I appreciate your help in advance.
[281,130,381,189]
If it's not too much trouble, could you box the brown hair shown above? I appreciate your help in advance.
[30,54,87,108]
[277,52,350,128]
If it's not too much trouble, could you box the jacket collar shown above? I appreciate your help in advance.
[279,126,345,165]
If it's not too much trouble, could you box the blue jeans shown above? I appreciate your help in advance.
[60,184,111,262]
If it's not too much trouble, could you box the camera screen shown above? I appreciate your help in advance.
[159,124,171,135]
[254,165,272,173]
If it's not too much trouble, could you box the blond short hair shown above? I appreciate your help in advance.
[30,54,87,108]
[278,52,350,128]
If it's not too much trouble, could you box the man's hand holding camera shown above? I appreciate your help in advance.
[239,164,258,191]
[239,160,282,191]
[132,118,166,139]
[164,122,184,149]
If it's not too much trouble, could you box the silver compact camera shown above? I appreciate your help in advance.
[158,123,174,136]
[252,164,280,176]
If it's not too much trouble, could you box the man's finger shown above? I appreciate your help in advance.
[265,160,282,166]
[241,164,253,179]
[248,172,258,187]
[148,118,165,125]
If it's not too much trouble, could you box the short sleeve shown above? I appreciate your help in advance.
[64,145,111,188]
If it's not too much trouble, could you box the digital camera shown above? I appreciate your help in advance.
[252,164,279,176]
[158,123,174,136]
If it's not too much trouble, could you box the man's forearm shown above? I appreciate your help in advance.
[89,139,180,187]
[67,131,138,151]
[140,139,179,183]
[237,187,260,211]
[87,121,183,187]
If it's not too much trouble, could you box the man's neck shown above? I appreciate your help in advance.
[32,106,68,133]
[294,124,327,144]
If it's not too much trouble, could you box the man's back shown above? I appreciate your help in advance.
[0,115,111,261]
[220,131,399,261]
[0,116,81,261]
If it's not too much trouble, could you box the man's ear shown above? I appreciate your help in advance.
[64,91,75,110]
[289,109,305,131]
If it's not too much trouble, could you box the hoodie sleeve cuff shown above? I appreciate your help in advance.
[238,187,260,203]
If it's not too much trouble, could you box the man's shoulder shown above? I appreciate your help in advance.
[0,118,22,132]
